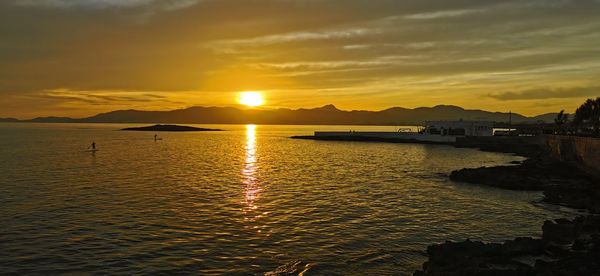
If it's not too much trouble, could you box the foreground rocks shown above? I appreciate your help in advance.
[415,216,600,275]
[449,157,600,213]
[544,182,600,214]
[417,142,600,275]
[450,157,595,187]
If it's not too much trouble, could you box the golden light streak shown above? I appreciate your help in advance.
[242,124,260,211]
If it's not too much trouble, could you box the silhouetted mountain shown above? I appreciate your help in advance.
[28,117,77,123]
[18,105,558,125]
[531,113,560,123]
[0,117,19,122]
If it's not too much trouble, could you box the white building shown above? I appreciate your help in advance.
[423,121,494,137]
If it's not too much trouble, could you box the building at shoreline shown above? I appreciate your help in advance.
[314,120,494,143]
[424,121,494,137]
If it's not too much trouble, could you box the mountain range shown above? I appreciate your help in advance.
[1,105,557,125]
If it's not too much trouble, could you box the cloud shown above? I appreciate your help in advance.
[1,0,600,117]
[404,8,485,20]
[489,86,600,100]
[36,89,178,105]
[211,28,376,48]
[8,0,201,10]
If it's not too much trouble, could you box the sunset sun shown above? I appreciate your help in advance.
[238,91,264,107]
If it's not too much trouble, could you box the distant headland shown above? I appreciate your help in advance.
[121,124,222,132]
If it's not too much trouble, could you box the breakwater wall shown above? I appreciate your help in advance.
[544,135,600,174]
[455,136,546,158]
[456,135,600,174]
[455,136,545,148]
[314,131,457,143]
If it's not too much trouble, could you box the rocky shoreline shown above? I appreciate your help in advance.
[415,143,600,275]
[414,216,600,275]
[292,134,600,274]
[449,158,600,212]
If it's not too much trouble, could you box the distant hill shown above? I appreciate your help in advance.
[29,116,77,123]
[0,117,19,122]
[531,113,560,123]
[7,105,559,125]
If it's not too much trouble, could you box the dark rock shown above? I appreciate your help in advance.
[535,253,600,276]
[501,237,544,256]
[416,217,600,275]
[121,124,222,132]
[544,243,571,257]
[543,182,600,213]
[448,154,600,217]
[450,166,547,190]
[416,136,600,275]
[542,219,577,244]
[415,240,535,276]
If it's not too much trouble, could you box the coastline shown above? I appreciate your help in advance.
[292,134,600,274]
[414,137,600,274]
[290,135,454,145]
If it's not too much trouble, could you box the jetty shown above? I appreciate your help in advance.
[293,120,494,144]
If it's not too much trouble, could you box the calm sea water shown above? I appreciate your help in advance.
[0,123,574,275]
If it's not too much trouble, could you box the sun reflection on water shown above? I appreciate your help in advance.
[242,124,261,212]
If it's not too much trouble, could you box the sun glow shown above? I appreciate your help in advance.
[238,91,265,107]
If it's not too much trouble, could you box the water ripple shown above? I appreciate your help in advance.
[0,123,572,275]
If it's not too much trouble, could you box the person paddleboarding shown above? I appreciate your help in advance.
[87,141,97,152]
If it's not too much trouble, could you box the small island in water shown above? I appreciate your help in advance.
[121,124,222,132]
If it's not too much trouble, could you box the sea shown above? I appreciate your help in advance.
[0,123,577,275]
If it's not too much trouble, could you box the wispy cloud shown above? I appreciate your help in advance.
[489,86,600,100]
[36,89,180,105]
[9,0,201,10]
[210,28,377,48]
[404,8,484,20]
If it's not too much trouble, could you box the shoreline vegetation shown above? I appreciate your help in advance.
[293,135,600,274]
[120,124,222,132]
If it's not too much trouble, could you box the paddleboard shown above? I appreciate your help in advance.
[84,149,99,152]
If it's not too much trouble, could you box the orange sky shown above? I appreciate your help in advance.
[1,0,599,118]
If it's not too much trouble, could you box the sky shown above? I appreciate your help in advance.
[1,0,599,118]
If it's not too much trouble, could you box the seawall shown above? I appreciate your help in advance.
[455,136,545,158]
[314,131,457,143]
[456,135,600,174]
[544,135,600,174]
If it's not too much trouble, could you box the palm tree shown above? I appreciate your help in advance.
[573,97,600,135]
[554,110,569,134]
